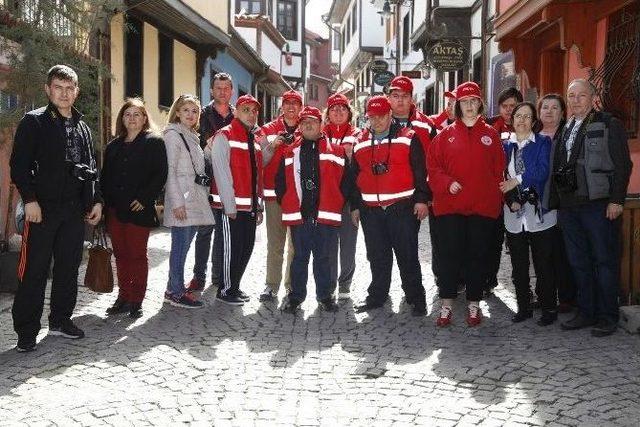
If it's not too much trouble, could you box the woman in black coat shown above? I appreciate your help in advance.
[101,98,168,318]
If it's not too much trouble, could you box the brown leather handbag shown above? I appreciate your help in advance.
[84,224,114,293]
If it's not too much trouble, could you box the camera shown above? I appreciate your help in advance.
[71,163,98,181]
[553,165,577,192]
[371,162,389,175]
[517,187,539,206]
[194,174,211,187]
[279,131,294,145]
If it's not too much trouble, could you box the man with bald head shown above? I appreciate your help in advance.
[549,78,632,337]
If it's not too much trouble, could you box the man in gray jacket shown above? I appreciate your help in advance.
[550,79,633,337]
[208,95,267,305]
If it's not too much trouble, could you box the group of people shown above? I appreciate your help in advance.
[8,64,632,353]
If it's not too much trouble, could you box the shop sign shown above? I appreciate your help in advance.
[370,60,389,73]
[373,71,395,87]
[426,40,468,72]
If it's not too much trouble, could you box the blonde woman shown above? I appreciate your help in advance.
[163,94,215,308]
[102,98,167,318]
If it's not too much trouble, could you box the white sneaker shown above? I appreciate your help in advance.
[259,286,276,302]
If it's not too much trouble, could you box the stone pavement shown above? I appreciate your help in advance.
[1,223,639,427]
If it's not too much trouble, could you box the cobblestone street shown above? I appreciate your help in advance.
[1,223,640,426]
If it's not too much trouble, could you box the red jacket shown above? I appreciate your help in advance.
[322,123,360,147]
[428,118,505,219]
[407,107,436,159]
[261,116,300,201]
[353,126,419,207]
[486,115,513,141]
[280,137,346,226]
[428,111,454,131]
[210,118,264,212]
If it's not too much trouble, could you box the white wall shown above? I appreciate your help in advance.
[360,3,385,48]
[263,36,284,72]
[236,27,257,49]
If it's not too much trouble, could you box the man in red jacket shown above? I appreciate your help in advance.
[428,90,456,132]
[275,107,353,313]
[350,96,429,317]
[428,82,505,327]
[260,90,303,302]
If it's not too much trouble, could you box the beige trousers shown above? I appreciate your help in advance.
[265,200,294,292]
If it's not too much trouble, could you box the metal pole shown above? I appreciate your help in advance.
[395,3,401,75]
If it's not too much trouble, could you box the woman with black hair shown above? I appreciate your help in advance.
[501,101,558,326]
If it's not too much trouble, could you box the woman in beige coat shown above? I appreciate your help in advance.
[163,94,215,308]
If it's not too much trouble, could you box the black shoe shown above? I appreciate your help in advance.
[106,298,130,316]
[128,303,143,319]
[49,321,85,339]
[411,304,427,317]
[591,320,617,337]
[511,310,533,323]
[537,310,557,326]
[318,298,339,312]
[354,301,383,313]
[560,313,597,331]
[483,288,495,298]
[216,293,245,306]
[281,298,301,314]
[235,290,251,302]
[16,337,36,353]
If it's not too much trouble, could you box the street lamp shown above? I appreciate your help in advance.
[377,1,393,19]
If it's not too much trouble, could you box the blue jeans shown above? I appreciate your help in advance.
[290,220,338,302]
[558,201,621,323]
[167,225,198,296]
[192,224,213,283]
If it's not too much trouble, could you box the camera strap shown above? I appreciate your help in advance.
[369,132,392,166]
[177,132,203,178]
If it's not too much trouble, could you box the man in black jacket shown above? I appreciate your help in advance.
[550,78,633,337]
[187,72,235,293]
[10,65,103,352]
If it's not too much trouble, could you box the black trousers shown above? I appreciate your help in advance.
[12,202,85,340]
[551,225,576,304]
[215,209,256,297]
[436,214,495,301]
[505,226,557,312]
[485,213,504,289]
[427,206,440,287]
[360,201,425,307]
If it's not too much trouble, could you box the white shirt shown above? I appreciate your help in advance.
[503,132,557,234]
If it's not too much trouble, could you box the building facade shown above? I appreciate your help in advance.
[304,29,332,109]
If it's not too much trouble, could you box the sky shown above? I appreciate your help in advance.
[305,0,331,38]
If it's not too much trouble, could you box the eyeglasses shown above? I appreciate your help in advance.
[514,114,533,120]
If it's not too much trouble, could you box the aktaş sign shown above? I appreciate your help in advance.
[426,39,469,72]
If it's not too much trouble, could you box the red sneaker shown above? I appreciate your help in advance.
[436,306,452,327]
[186,278,205,292]
[466,305,482,327]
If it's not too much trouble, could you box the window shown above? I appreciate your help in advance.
[351,3,357,35]
[236,0,264,14]
[125,16,143,98]
[0,90,18,113]
[345,17,351,45]
[158,32,174,108]
[424,86,434,116]
[308,83,318,101]
[472,53,482,85]
[402,13,410,57]
[333,29,341,51]
[277,0,297,40]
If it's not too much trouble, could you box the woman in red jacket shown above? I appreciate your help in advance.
[428,82,505,327]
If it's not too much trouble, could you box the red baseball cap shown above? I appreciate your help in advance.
[388,76,413,94]
[454,82,482,100]
[282,90,303,105]
[298,106,322,122]
[444,90,456,99]
[366,95,392,116]
[327,93,349,109]
[236,94,261,108]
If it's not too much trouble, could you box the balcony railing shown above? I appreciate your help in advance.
[1,0,86,52]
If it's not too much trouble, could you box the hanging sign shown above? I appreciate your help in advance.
[426,40,468,72]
